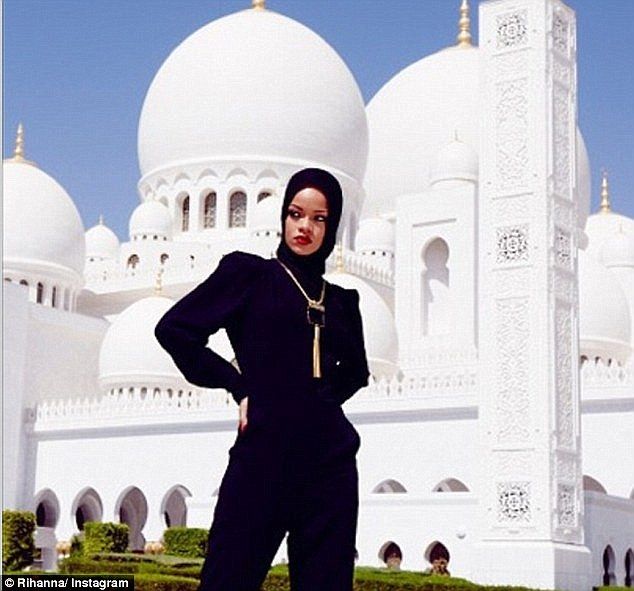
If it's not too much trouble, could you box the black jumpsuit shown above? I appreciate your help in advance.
[154,250,370,591]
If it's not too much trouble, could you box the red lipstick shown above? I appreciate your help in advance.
[294,236,312,245]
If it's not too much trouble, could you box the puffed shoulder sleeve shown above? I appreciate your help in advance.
[154,251,262,405]
[321,288,370,405]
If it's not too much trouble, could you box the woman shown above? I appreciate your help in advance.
[154,167,369,591]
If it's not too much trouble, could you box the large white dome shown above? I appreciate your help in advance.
[138,8,368,182]
[99,296,236,390]
[3,160,85,277]
[578,250,631,363]
[363,45,591,225]
[99,297,184,390]
[324,271,398,378]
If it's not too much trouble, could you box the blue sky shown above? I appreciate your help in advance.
[4,0,633,240]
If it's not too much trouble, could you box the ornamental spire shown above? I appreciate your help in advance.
[98,214,104,225]
[599,169,611,214]
[252,0,265,10]
[457,0,472,48]
[5,123,36,166]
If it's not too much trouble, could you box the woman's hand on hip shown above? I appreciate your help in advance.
[238,396,248,432]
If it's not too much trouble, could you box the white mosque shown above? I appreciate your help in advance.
[3,0,633,589]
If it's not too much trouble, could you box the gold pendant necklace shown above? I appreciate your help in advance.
[276,259,326,378]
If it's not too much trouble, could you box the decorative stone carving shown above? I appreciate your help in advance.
[553,86,571,198]
[495,298,530,444]
[497,481,531,522]
[496,78,529,191]
[493,195,531,225]
[496,225,529,264]
[557,484,576,527]
[555,305,574,448]
[495,268,531,299]
[552,13,569,55]
[555,229,572,269]
[496,11,529,49]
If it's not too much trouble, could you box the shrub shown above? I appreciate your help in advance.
[163,527,208,558]
[2,509,36,572]
[83,522,129,554]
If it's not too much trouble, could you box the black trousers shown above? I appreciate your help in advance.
[197,406,360,591]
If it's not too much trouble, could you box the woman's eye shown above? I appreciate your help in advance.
[315,215,328,223]
[288,210,300,219]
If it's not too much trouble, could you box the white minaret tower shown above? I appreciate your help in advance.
[476,0,591,589]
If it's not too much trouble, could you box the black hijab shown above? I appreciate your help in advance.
[275,168,343,298]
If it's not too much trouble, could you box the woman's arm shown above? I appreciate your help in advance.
[154,251,262,405]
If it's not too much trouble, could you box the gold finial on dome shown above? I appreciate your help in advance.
[599,169,611,214]
[335,242,345,273]
[5,123,36,166]
[457,0,472,48]
[154,266,164,295]
[252,0,265,10]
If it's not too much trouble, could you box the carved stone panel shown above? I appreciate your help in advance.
[495,298,531,444]
[555,304,574,449]
[496,10,529,49]
[497,481,532,523]
[496,225,529,264]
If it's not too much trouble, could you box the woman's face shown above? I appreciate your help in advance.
[284,187,329,256]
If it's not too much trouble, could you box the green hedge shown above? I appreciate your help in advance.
[56,555,557,591]
[2,509,36,572]
[83,522,129,555]
[162,527,208,558]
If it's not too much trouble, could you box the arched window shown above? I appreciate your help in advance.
[4,277,11,282]
[257,190,272,203]
[160,253,169,264]
[433,478,470,492]
[372,479,407,493]
[115,486,148,552]
[36,282,44,303]
[625,549,633,587]
[603,546,616,586]
[425,541,451,575]
[51,286,57,308]
[229,191,247,228]
[34,489,60,528]
[203,192,217,228]
[378,541,402,570]
[421,238,450,336]
[20,279,28,286]
[127,255,140,270]
[161,485,192,528]
[181,195,190,232]
[72,487,103,531]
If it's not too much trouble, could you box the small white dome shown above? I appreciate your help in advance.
[85,219,120,260]
[324,271,398,378]
[430,138,478,185]
[138,8,368,182]
[578,250,631,362]
[355,217,395,255]
[129,200,172,240]
[3,160,85,277]
[600,230,634,268]
[252,194,282,233]
[363,45,590,226]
